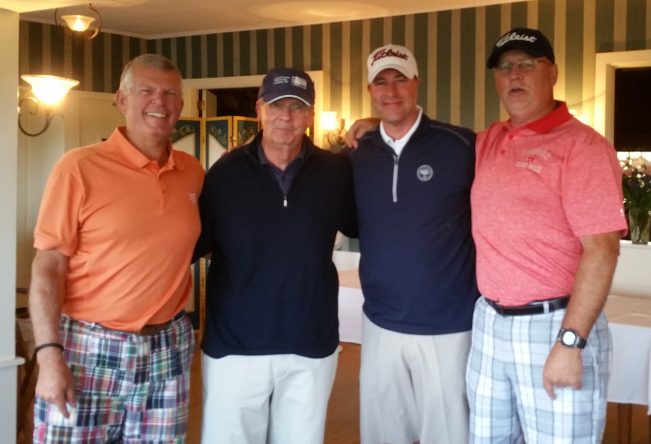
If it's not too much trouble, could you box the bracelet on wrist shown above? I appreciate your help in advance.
[33,342,64,358]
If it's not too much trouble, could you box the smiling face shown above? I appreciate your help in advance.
[493,49,558,127]
[368,68,420,137]
[116,64,184,148]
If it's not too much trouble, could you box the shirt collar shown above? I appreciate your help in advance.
[379,106,424,148]
[109,127,178,170]
[257,138,306,168]
[500,101,572,134]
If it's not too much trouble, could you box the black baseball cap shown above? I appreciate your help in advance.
[486,27,555,69]
[258,68,315,106]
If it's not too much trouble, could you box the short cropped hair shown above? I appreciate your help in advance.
[118,54,181,94]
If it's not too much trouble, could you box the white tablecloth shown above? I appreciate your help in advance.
[334,251,363,344]
[605,294,651,411]
[337,266,363,344]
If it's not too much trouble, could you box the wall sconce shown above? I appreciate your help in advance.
[19,75,79,137]
[321,111,346,148]
[55,3,102,39]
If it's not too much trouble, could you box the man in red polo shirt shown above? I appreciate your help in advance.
[467,28,627,442]
[29,54,204,443]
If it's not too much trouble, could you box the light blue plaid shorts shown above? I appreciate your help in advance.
[466,297,610,444]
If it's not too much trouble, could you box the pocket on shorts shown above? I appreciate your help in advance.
[149,318,195,382]
[70,363,125,397]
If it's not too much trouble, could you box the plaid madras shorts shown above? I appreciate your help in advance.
[33,312,195,443]
[466,297,610,444]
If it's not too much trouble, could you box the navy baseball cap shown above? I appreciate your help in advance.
[258,68,315,106]
[486,27,555,69]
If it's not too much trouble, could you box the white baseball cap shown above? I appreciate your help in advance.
[367,44,419,83]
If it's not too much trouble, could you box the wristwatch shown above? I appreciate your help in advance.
[557,328,587,349]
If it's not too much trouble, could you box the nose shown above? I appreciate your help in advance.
[275,106,292,119]
[384,81,399,96]
[151,89,166,104]
[507,66,524,78]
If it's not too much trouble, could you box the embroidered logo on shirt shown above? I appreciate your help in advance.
[515,147,551,174]
[189,193,198,203]
[416,165,434,182]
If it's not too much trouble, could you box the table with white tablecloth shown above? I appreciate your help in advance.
[604,294,651,443]
[337,270,363,344]
[605,294,651,409]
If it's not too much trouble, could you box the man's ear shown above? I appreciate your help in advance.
[256,100,263,121]
[115,89,127,114]
[550,64,559,86]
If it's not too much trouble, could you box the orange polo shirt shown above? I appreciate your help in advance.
[34,127,205,331]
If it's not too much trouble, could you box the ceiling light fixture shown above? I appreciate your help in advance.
[61,14,95,32]
[19,75,79,137]
[55,3,102,39]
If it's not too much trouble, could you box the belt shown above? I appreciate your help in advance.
[97,311,186,336]
[485,296,569,316]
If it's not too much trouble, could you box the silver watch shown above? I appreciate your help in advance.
[557,328,587,349]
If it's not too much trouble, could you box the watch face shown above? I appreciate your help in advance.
[561,330,577,346]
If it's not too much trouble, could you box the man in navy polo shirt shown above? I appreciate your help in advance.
[348,44,479,444]
[194,68,356,444]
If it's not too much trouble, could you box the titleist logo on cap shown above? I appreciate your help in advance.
[370,47,409,66]
[496,31,537,48]
[272,75,308,90]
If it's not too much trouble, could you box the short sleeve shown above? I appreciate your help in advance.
[561,130,627,237]
[33,156,84,256]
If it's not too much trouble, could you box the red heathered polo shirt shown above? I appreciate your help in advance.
[471,102,627,306]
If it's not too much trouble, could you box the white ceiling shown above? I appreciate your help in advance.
[4,0,519,39]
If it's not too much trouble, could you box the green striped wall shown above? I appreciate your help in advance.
[18,0,651,132]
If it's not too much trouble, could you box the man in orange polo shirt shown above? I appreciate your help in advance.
[29,54,204,443]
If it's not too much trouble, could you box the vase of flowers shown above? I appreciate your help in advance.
[621,155,651,244]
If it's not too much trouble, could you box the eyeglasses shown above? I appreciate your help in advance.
[493,58,551,74]
[263,101,311,115]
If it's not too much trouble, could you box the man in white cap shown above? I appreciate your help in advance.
[195,67,357,444]
[348,44,479,444]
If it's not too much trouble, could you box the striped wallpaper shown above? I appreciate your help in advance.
[18,0,651,133]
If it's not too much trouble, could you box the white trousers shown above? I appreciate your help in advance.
[360,315,471,444]
[200,350,338,444]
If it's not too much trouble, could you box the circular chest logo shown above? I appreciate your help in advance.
[416,164,434,182]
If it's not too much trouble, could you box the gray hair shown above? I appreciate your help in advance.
[119,54,182,94]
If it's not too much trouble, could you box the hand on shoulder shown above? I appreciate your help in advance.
[343,118,381,148]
